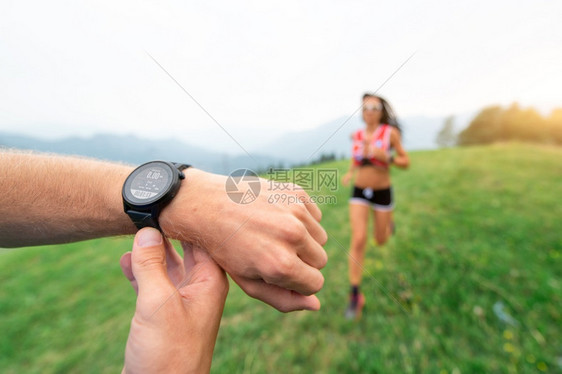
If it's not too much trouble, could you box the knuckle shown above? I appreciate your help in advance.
[298,190,313,204]
[321,231,328,245]
[280,217,307,244]
[267,253,295,282]
[277,254,295,278]
[299,275,324,296]
[290,201,307,218]
[317,227,328,246]
[315,206,323,221]
[317,250,328,269]
[313,274,325,293]
[134,253,166,270]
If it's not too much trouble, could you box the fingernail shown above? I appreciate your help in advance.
[136,228,163,248]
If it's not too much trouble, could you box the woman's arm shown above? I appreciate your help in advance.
[342,158,357,186]
[390,128,410,169]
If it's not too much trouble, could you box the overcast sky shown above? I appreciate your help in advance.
[1,0,560,153]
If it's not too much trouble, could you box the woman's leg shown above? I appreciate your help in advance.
[374,209,393,246]
[346,202,370,319]
[348,202,370,285]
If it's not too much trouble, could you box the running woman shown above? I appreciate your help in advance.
[341,93,410,320]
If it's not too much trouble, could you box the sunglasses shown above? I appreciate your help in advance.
[363,103,383,112]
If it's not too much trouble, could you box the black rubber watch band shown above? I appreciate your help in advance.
[173,163,191,172]
[125,210,161,231]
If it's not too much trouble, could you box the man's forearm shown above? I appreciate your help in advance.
[0,151,137,247]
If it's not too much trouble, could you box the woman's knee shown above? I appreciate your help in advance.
[375,232,389,246]
[351,233,367,251]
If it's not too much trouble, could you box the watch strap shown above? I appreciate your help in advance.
[173,163,191,173]
[125,209,162,231]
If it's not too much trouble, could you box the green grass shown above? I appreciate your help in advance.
[1,143,561,373]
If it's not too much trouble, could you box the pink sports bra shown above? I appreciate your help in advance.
[352,124,392,169]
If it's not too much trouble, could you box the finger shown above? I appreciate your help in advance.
[180,241,196,273]
[287,207,328,268]
[191,244,213,263]
[262,255,325,296]
[180,241,225,284]
[299,192,323,222]
[131,228,175,298]
[163,237,185,286]
[119,251,139,294]
[297,207,328,246]
[233,276,321,312]
[119,252,134,280]
[297,233,328,270]
[178,242,229,300]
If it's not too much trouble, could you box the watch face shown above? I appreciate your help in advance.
[124,162,175,205]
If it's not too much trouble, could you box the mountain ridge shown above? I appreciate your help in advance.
[0,113,473,173]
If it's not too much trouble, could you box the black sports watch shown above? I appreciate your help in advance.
[122,161,191,231]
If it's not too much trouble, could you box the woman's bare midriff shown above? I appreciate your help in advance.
[355,165,391,190]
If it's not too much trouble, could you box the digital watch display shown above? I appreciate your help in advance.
[122,161,190,231]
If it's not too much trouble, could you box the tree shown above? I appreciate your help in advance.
[436,115,456,148]
[457,103,562,146]
[547,108,562,144]
[458,106,504,145]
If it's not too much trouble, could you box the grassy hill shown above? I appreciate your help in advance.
[1,143,560,373]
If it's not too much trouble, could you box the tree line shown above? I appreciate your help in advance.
[457,104,562,146]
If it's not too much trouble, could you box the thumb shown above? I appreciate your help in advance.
[131,228,174,299]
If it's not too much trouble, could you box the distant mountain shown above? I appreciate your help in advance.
[0,114,474,172]
[0,132,285,175]
[251,114,474,162]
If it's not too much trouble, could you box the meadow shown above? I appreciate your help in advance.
[1,143,560,373]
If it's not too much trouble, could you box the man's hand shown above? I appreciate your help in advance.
[120,228,228,374]
[0,151,327,313]
[160,169,328,313]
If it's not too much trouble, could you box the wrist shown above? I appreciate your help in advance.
[112,166,139,235]
[159,168,216,243]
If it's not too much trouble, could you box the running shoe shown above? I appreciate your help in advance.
[344,293,365,320]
